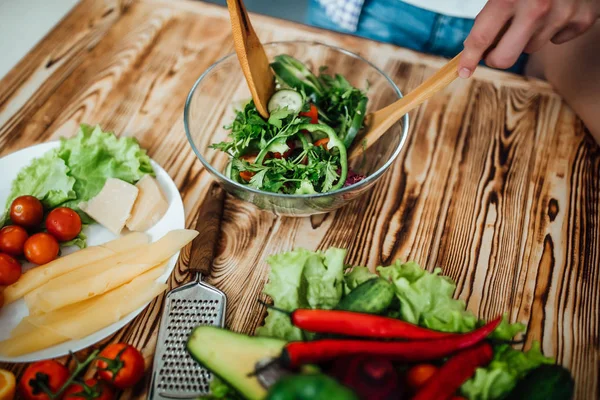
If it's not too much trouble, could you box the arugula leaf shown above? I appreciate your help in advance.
[268,108,294,128]
[322,162,339,192]
[249,169,268,189]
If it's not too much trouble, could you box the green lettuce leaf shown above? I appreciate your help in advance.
[377,261,478,332]
[4,149,76,212]
[61,230,87,249]
[489,316,526,341]
[461,342,554,399]
[256,248,346,341]
[57,124,154,215]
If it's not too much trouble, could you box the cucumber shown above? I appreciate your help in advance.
[505,364,574,400]
[336,277,394,314]
[268,89,304,114]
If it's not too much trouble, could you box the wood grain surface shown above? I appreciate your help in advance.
[1,0,598,399]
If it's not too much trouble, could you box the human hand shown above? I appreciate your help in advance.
[458,0,599,77]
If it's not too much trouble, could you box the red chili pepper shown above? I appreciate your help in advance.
[299,104,318,124]
[290,309,456,340]
[411,342,494,400]
[281,316,500,368]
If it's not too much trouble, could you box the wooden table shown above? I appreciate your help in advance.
[1,0,598,398]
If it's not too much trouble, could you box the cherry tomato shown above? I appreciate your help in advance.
[405,364,438,392]
[19,360,69,400]
[45,207,82,242]
[63,379,114,400]
[0,253,21,285]
[24,233,59,265]
[0,225,29,256]
[299,103,318,124]
[9,196,44,228]
[95,344,145,389]
[314,138,330,149]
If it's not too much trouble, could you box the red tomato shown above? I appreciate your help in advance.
[24,233,59,265]
[0,253,21,285]
[299,103,318,124]
[95,344,145,389]
[63,379,114,400]
[239,170,255,182]
[9,196,44,228]
[19,360,69,400]
[0,225,29,256]
[45,207,82,242]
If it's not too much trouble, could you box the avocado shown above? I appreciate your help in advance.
[187,326,286,400]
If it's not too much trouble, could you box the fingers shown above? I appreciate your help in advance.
[459,0,515,78]
[485,1,552,69]
[524,2,578,53]
[552,4,598,44]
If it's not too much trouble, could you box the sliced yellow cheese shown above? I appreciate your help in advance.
[26,229,197,313]
[126,175,169,232]
[12,265,167,337]
[3,232,149,305]
[31,261,167,314]
[79,178,139,235]
[0,268,168,356]
[0,325,70,357]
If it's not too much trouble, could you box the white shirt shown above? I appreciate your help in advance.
[401,0,487,19]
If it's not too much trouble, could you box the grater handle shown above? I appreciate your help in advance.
[189,181,226,276]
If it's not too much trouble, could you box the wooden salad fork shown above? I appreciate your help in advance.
[347,51,462,161]
[226,0,275,118]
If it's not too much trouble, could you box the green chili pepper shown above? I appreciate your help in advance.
[266,374,359,400]
[297,123,348,191]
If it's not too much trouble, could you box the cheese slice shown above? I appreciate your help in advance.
[126,175,169,232]
[80,178,139,235]
[3,232,150,305]
[25,229,198,313]
[0,267,167,356]
[12,265,167,337]
[32,260,167,314]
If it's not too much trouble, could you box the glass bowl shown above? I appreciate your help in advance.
[184,41,408,217]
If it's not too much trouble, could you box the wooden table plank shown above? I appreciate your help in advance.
[1,0,598,399]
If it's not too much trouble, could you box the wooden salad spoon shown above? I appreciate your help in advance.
[347,51,462,161]
[226,0,275,118]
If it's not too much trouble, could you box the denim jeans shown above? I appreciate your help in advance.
[307,0,528,74]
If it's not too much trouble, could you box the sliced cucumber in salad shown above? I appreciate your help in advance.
[268,89,303,114]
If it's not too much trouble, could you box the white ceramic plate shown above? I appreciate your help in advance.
[0,142,185,363]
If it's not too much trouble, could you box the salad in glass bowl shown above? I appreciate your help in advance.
[185,41,408,216]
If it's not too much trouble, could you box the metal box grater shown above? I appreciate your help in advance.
[149,183,226,399]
